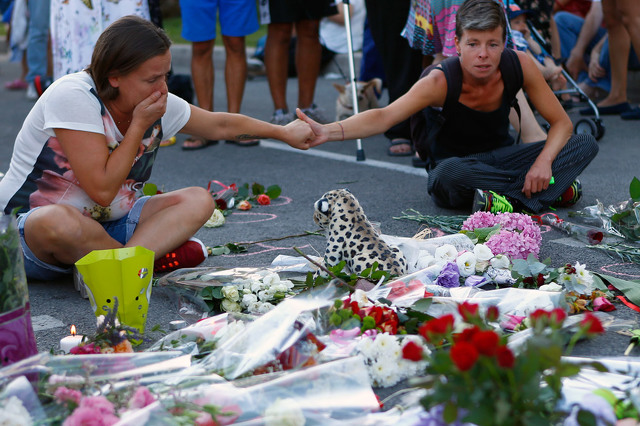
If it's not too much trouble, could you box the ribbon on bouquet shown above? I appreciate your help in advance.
[207,180,238,210]
[532,212,605,245]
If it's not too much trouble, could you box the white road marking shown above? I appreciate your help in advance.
[31,315,65,331]
[260,140,429,177]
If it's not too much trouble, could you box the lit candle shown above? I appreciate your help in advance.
[59,325,84,354]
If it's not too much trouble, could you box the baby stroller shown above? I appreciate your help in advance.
[508,0,605,140]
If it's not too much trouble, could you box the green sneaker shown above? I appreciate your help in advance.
[553,179,582,208]
[472,189,514,213]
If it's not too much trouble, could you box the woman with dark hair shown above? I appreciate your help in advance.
[300,0,599,214]
[0,15,314,280]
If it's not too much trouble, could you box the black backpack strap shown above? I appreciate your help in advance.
[440,57,463,117]
[500,49,524,144]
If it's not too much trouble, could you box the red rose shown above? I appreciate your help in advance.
[549,308,567,325]
[450,341,478,371]
[214,198,228,210]
[486,305,500,322]
[529,309,550,326]
[419,314,455,343]
[496,345,515,368]
[402,341,424,361]
[458,301,480,322]
[471,330,500,356]
[581,312,605,335]
[257,194,271,205]
[453,325,480,343]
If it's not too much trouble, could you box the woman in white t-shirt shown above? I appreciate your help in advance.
[0,16,314,280]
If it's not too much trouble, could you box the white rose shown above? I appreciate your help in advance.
[490,254,510,269]
[257,290,271,301]
[280,279,294,290]
[456,252,477,277]
[241,293,258,307]
[475,260,489,274]
[250,280,263,293]
[415,252,436,270]
[221,285,240,302]
[204,209,225,228]
[258,302,275,314]
[262,273,280,286]
[248,302,263,314]
[273,283,288,293]
[473,244,494,261]
[221,299,241,313]
[0,396,32,426]
[538,282,563,292]
[435,244,458,263]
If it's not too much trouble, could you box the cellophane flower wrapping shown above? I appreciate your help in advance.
[0,214,38,367]
[570,199,640,241]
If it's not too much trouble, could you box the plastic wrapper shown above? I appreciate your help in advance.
[570,199,640,241]
[533,213,608,245]
[381,233,475,273]
[0,213,38,367]
[169,357,380,425]
[190,285,342,380]
[146,313,233,354]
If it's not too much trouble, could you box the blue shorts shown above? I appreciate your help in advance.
[17,197,150,281]
[179,0,259,41]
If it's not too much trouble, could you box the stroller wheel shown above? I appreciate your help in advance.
[574,118,605,141]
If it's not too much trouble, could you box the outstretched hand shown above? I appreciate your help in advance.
[296,108,329,146]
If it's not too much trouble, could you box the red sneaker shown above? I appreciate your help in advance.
[154,237,208,273]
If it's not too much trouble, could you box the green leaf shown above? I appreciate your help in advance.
[411,297,433,313]
[630,177,640,201]
[142,182,158,196]
[265,185,282,199]
[201,286,223,300]
[236,185,249,200]
[251,182,265,196]
[443,401,459,424]
[209,245,231,256]
[576,409,597,426]
[226,243,247,253]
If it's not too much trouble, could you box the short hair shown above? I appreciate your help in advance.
[86,15,171,101]
[455,0,507,43]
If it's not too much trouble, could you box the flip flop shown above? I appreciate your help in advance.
[225,139,260,147]
[182,137,218,150]
[159,136,176,147]
[387,139,414,157]
[4,79,28,90]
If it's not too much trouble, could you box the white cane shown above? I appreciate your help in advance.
[341,0,366,161]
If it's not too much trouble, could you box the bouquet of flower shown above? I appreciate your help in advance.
[461,211,542,260]
[234,182,281,211]
[405,302,607,425]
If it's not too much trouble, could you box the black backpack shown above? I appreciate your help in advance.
[410,48,523,170]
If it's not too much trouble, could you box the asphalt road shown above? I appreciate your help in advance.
[1,45,639,358]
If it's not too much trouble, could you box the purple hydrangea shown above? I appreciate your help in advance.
[436,262,461,288]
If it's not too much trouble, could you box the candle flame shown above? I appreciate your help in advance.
[70,325,77,336]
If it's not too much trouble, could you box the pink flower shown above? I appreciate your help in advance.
[63,407,119,426]
[237,200,252,210]
[54,387,82,406]
[593,297,615,312]
[256,194,271,205]
[78,396,115,415]
[194,412,216,426]
[463,212,541,260]
[128,387,156,410]
[218,404,242,425]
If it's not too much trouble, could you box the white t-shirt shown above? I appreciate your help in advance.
[319,0,366,53]
[0,71,190,221]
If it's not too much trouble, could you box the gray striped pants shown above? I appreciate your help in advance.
[426,134,599,213]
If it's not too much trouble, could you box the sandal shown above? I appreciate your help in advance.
[4,79,28,90]
[154,237,208,274]
[182,137,219,150]
[159,136,176,147]
[387,138,414,157]
[225,139,260,147]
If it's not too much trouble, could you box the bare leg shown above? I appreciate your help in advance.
[599,0,630,106]
[222,35,248,114]
[294,19,321,109]
[23,188,214,266]
[183,39,216,149]
[127,188,215,259]
[265,22,293,111]
[510,90,548,143]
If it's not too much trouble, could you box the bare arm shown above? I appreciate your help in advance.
[55,90,168,206]
[565,1,603,79]
[180,105,314,150]
[517,51,573,197]
[298,71,448,146]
